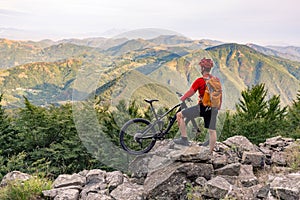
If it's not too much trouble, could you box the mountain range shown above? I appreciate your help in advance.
[0,35,299,109]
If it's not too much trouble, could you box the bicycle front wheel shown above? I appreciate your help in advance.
[119,118,156,155]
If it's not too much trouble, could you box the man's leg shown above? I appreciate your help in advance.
[173,111,189,146]
[177,112,187,137]
[208,108,218,152]
[174,105,200,146]
[208,129,217,152]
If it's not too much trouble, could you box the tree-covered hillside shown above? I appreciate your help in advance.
[0,37,299,110]
[0,85,299,181]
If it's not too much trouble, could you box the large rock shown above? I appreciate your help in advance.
[129,142,211,183]
[270,173,300,200]
[0,171,32,187]
[144,162,213,199]
[271,152,287,166]
[80,182,107,199]
[212,152,228,169]
[238,165,258,187]
[110,182,144,200]
[86,169,106,184]
[54,189,80,200]
[256,184,270,199]
[215,163,241,176]
[129,151,173,181]
[106,171,124,191]
[53,174,86,188]
[86,192,112,200]
[265,136,294,149]
[171,145,212,162]
[223,136,258,152]
[43,186,82,198]
[242,151,265,168]
[129,154,153,180]
[203,176,233,199]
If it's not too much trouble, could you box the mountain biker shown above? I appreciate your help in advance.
[173,58,222,153]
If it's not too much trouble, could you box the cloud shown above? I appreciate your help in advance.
[0,0,299,45]
[0,8,28,17]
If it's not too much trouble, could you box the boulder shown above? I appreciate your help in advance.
[85,192,112,200]
[144,162,213,199]
[172,145,212,162]
[223,136,258,152]
[53,174,86,189]
[256,184,270,199]
[203,176,233,199]
[212,152,228,169]
[271,151,287,166]
[86,169,106,184]
[242,151,265,168]
[106,171,124,191]
[269,173,300,200]
[262,136,295,152]
[110,182,144,200]
[80,182,107,199]
[238,165,258,187]
[0,171,32,187]
[215,163,241,176]
[195,177,207,187]
[43,186,82,198]
[54,189,80,200]
[129,141,212,183]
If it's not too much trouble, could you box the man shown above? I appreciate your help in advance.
[173,58,222,153]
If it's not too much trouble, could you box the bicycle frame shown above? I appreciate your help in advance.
[138,99,200,140]
[137,102,181,139]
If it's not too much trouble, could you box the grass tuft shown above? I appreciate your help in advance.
[0,176,52,200]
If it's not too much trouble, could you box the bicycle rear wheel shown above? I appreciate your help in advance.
[119,118,156,155]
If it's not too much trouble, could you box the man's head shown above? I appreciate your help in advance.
[199,58,213,74]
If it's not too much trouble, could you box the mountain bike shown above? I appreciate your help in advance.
[119,92,204,155]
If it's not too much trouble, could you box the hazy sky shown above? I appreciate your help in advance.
[1,0,299,46]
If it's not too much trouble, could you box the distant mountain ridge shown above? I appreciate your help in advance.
[247,43,300,62]
[0,36,299,109]
[206,43,300,108]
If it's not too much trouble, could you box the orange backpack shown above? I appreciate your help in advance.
[202,76,222,108]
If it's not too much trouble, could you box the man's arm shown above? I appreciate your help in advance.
[180,89,196,101]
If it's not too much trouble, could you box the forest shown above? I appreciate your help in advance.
[0,83,299,181]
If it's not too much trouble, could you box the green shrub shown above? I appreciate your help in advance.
[0,176,52,200]
[285,141,300,171]
[220,84,288,145]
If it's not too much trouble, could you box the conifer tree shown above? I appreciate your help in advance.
[0,94,16,156]
[229,83,287,144]
[287,90,300,134]
[236,84,268,120]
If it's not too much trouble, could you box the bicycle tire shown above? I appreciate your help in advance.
[119,118,156,155]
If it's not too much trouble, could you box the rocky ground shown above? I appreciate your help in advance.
[1,135,300,200]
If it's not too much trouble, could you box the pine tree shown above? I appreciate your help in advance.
[287,90,300,134]
[0,94,16,156]
[236,84,268,120]
[231,83,287,144]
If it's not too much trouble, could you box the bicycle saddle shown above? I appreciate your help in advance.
[144,99,159,104]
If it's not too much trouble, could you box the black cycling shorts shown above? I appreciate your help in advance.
[181,104,218,130]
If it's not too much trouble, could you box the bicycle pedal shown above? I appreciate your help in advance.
[154,133,165,140]
[158,136,165,140]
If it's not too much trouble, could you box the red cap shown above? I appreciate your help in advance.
[199,58,213,69]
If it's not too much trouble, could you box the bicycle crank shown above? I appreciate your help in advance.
[134,133,143,148]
